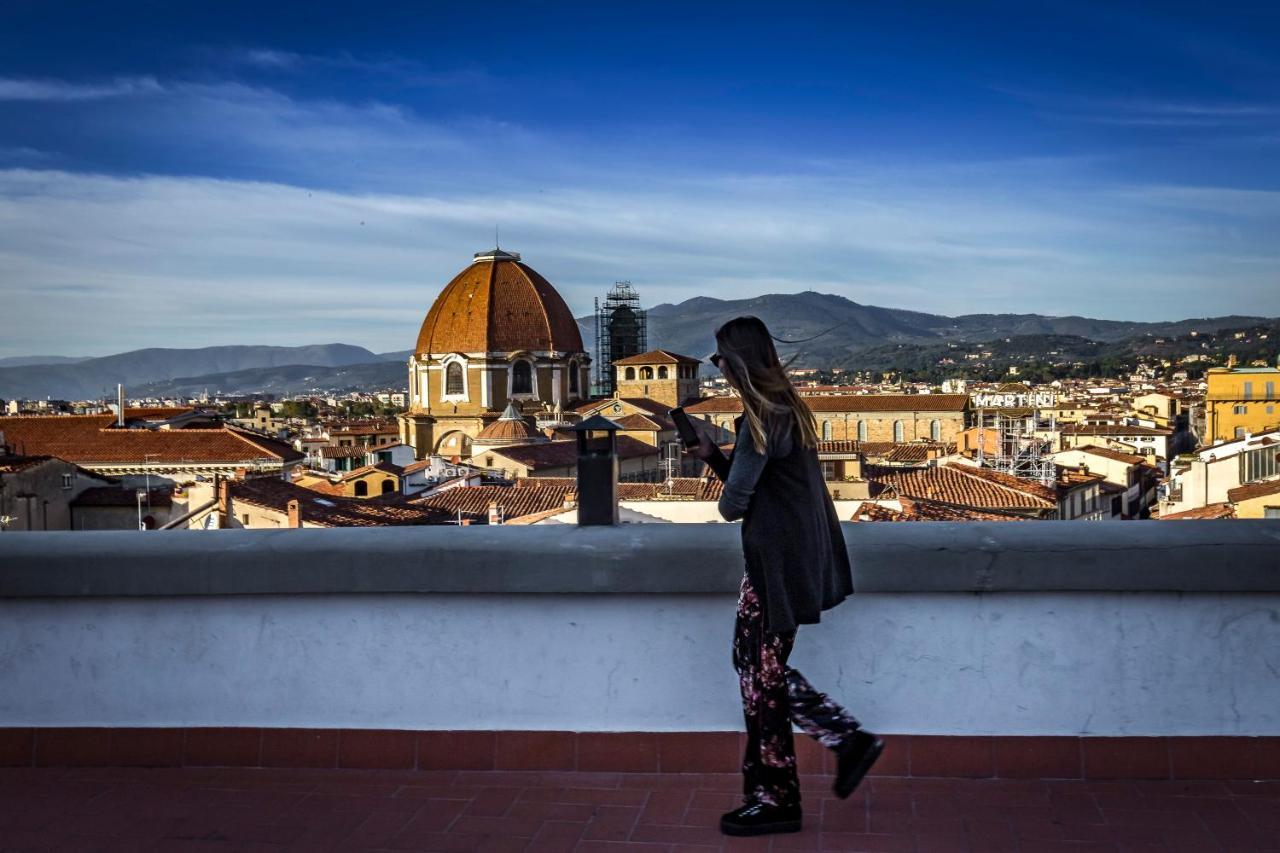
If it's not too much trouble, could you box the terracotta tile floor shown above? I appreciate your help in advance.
[1,767,1277,852]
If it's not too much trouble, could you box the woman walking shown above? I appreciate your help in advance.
[692,316,883,837]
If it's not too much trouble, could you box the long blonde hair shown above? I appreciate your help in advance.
[714,316,818,454]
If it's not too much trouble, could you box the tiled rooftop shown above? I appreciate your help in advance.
[1,766,1275,852]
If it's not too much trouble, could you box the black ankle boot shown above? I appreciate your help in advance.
[719,801,802,836]
[833,729,884,798]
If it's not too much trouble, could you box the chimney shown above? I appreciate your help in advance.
[217,476,231,524]
[287,499,302,528]
[117,383,125,427]
[488,501,503,525]
[563,491,577,509]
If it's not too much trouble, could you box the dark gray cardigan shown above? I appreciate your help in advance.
[706,412,854,633]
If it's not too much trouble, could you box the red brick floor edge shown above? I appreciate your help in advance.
[3,730,1277,781]
[2,765,1278,852]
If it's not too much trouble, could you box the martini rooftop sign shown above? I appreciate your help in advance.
[972,391,1058,409]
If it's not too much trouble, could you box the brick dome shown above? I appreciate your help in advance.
[475,401,543,444]
[415,249,584,356]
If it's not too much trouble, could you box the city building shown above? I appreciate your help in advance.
[1159,428,1280,516]
[0,443,117,531]
[1049,445,1160,518]
[216,477,448,528]
[1225,479,1280,519]
[1056,422,1175,463]
[1205,365,1280,442]
[399,248,591,460]
[684,393,971,443]
[610,349,702,408]
[0,409,305,486]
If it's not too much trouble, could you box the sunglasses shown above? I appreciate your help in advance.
[709,353,723,368]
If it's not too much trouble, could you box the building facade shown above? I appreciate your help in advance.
[684,393,971,444]
[1205,366,1280,442]
[611,350,701,409]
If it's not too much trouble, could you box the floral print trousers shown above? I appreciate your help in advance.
[733,571,862,807]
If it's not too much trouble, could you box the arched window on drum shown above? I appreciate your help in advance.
[445,362,464,396]
[512,360,533,395]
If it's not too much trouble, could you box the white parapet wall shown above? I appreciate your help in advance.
[1,522,1278,735]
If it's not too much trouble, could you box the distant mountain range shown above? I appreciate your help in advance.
[1,292,1274,399]
[575,291,1271,367]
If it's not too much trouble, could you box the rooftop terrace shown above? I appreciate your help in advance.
[2,521,1278,851]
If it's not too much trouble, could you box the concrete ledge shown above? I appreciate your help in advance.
[1,521,1279,597]
[2,728,1277,780]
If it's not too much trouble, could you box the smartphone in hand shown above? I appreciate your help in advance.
[669,407,701,449]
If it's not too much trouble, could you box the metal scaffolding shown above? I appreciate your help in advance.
[593,281,647,397]
[975,408,1057,486]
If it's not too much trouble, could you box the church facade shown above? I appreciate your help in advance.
[398,248,591,460]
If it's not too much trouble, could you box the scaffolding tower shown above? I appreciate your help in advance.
[975,408,1057,486]
[593,281,647,397]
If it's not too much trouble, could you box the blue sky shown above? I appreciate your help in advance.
[0,1,1277,357]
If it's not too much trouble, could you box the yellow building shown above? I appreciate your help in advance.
[398,248,591,460]
[1227,479,1280,519]
[1205,366,1280,442]
[611,349,702,408]
[340,462,402,498]
[684,393,971,443]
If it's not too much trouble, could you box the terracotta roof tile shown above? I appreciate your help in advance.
[868,463,1056,511]
[0,415,304,466]
[611,349,702,366]
[410,480,576,522]
[0,453,53,473]
[616,477,724,501]
[1066,444,1154,466]
[851,497,1030,522]
[229,478,447,526]
[1227,478,1280,504]
[1159,502,1237,520]
[1060,424,1172,437]
[488,436,657,470]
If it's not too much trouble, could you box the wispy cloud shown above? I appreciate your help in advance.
[0,69,1276,357]
[997,87,1280,130]
[0,76,164,102]
[1,163,1276,358]
[230,47,492,89]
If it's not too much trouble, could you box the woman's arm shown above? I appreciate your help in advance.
[717,426,769,521]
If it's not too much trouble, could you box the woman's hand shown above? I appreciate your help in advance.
[689,420,717,460]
